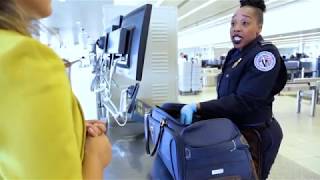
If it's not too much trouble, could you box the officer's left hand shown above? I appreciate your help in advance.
[180,103,197,125]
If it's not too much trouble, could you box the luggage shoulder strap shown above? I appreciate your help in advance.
[146,115,167,156]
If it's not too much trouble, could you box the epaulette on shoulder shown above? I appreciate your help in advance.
[259,40,273,46]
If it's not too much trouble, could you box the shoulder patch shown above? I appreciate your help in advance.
[254,51,276,72]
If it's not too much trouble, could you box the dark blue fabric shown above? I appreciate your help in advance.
[196,36,286,179]
[226,49,241,66]
[181,119,239,147]
[153,35,287,179]
[147,107,255,180]
[200,35,287,126]
[150,154,174,180]
[260,119,283,179]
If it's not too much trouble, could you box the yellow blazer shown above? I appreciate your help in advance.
[0,30,85,179]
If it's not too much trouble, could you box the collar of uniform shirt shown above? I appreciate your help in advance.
[238,35,263,56]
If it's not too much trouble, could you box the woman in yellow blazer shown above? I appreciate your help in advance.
[0,0,111,179]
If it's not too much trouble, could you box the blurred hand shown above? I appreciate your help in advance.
[84,134,112,169]
[86,120,106,137]
[180,103,197,125]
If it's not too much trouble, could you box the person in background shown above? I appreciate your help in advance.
[179,52,185,59]
[183,54,188,61]
[152,0,287,179]
[0,0,111,179]
[178,52,186,62]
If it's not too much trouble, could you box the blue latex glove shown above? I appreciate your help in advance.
[180,103,197,125]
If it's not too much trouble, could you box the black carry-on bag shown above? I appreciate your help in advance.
[145,107,257,180]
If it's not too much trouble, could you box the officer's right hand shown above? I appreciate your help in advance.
[180,103,197,125]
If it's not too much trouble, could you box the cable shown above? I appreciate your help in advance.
[101,56,130,127]
[90,47,138,127]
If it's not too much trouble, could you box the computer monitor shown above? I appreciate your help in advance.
[95,16,123,52]
[106,28,128,54]
[116,4,152,81]
[108,15,123,32]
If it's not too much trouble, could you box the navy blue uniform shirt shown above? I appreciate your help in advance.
[198,35,287,126]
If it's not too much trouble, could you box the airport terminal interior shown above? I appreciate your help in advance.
[41,0,320,179]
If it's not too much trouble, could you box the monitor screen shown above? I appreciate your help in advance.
[116,4,152,81]
[106,28,127,54]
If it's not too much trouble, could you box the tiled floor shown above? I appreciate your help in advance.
[104,86,320,180]
[271,95,320,179]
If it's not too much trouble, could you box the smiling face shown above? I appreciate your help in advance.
[230,6,262,49]
[14,0,52,19]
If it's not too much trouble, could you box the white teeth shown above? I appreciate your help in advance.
[234,36,242,41]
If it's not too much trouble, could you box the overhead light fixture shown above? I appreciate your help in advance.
[179,14,232,36]
[178,0,218,22]
[178,0,297,22]
[271,35,320,44]
[266,32,320,41]
[179,0,299,35]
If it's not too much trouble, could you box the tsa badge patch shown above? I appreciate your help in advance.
[254,51,276,72]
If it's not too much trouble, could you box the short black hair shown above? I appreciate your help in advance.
[240,0,266,25]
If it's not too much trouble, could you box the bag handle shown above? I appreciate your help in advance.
[146,116,167,156]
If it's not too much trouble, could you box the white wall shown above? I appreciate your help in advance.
[178,0,320,49]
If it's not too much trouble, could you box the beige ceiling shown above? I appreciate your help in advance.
[177,0,239,30]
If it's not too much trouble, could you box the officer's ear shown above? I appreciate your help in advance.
[257,24,262,36]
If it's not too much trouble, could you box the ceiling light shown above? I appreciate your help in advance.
[266,32,320,41]
[178,0,297,23]
[178,0,218,22]
[179,0,299,35]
